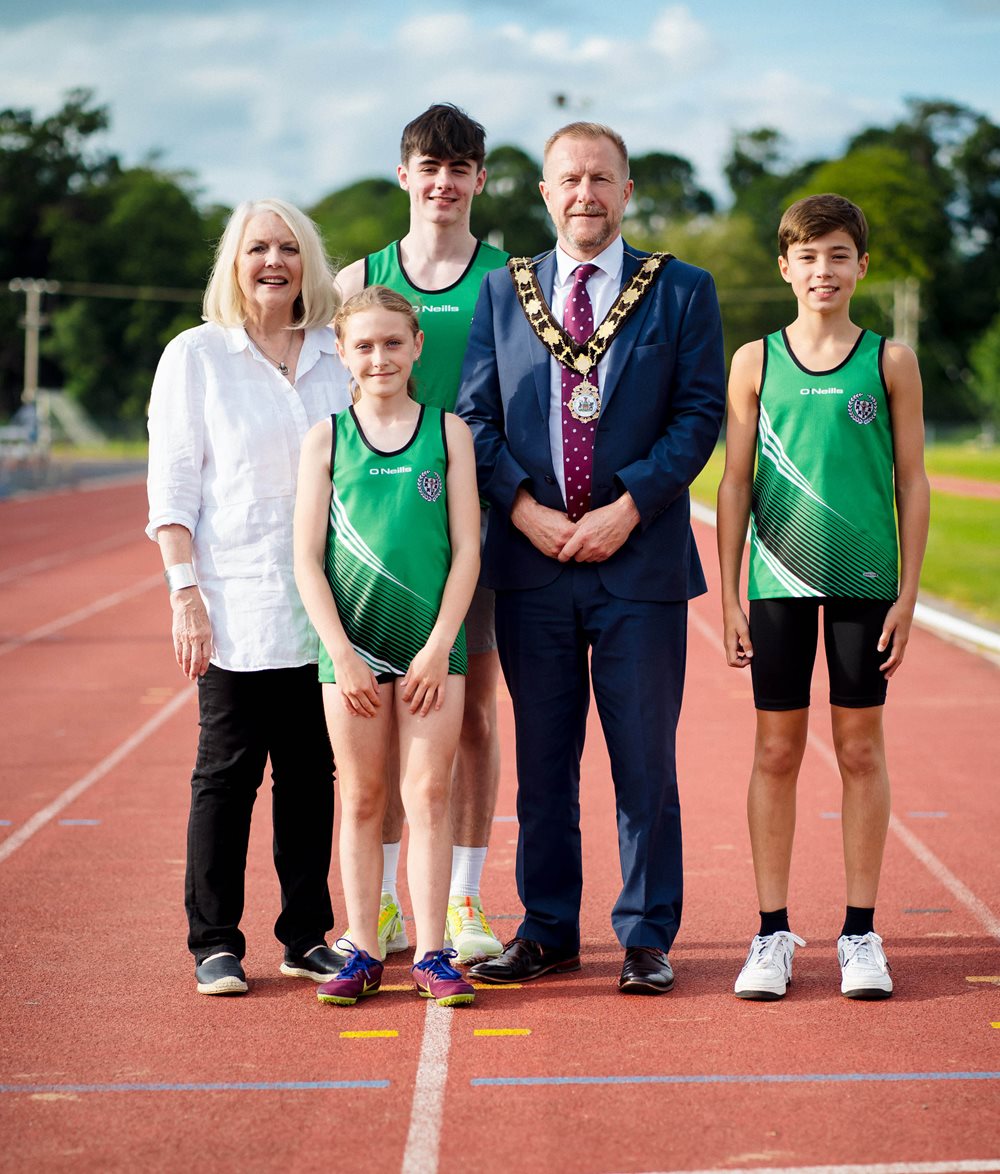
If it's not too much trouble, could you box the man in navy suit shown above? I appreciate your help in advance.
[457,122,725,993]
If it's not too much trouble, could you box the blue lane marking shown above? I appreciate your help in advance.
[471,1071,1000,1087]
[58,819,101,826]
[0,1080,388,1094]
[493,815,517,822]
[905,908,951,913]
[0,820,10,826]
[819,812,840,819]
[907,811,949,818]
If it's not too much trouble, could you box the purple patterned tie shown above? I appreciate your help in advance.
[561,262,599,521]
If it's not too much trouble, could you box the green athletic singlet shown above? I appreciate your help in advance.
[749,328,898,601]
[318,405,467,683]
[366,240,509,412]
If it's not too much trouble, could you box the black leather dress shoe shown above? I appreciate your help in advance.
[467,937,581,984]
[618,946,674,994]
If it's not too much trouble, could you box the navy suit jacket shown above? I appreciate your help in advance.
[456,241,726,603]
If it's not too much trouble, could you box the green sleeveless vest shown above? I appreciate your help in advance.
[318,405,467,682]
[749,329,898,600]
[366,240,509,412]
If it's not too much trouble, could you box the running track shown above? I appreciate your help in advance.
[2,477,999,1174]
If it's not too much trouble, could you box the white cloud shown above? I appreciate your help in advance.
[0,0,996,217]
[649,4,713,69]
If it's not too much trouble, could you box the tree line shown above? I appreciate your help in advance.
[2,88,999,432]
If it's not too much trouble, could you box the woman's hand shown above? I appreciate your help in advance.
[335,651,382,717]
[170,587,213,679]
[400,641,450,716]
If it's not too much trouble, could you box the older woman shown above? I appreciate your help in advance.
[147,198,351,995]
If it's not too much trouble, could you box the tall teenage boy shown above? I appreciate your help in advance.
[336,104,508,963]
[717,193,930,1001]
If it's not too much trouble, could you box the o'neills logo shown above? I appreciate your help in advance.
[800,386,844,395]
[847,393,878,424]
[417,304,460,313]
[370,465,412,476]
[417,470,443,502]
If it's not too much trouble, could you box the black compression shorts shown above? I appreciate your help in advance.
[748,597,892,711]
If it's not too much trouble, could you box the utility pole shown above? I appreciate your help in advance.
[8,278,61,405]
[893,277,920,351]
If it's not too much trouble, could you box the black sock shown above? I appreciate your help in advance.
[759,908,790,937]
[841,906,875,937]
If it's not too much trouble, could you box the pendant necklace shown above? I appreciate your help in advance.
[249,329,297,375]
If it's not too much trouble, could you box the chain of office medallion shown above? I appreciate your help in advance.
[507,252,673,376]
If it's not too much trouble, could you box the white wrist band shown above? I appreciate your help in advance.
[164,563,198,592]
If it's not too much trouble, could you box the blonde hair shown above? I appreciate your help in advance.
[543,122,630,179]
[334,285,421,403]
[202,198,340,329]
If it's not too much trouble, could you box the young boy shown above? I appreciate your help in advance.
[336,104,509,964]
[717,193,930,1001]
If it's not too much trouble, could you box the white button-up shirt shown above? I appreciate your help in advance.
[547,235,624,502]
[146,322,351,671]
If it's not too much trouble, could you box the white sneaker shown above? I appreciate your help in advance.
[377,891,410,959]
[838,932,893,999]
[444,894,503,964]
[734,931,806,1000]
[344,891,409,961]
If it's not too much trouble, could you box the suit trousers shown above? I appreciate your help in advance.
[185,663,335,963]
[496,562,687,954]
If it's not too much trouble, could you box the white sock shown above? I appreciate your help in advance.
[382,840,401,901]
[450,845,488,898]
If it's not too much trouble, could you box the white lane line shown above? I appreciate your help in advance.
[913,599,1000,655]
[0,687,193,865]
[0,531,139,586]
[804,730,1000,943]
[632,1161,1000,1174]
[400,1001,453,1174]
[688,604,1000,944]
[0,573,161,658]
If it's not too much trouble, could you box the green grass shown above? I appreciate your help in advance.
[921,493,1000,625]
[924,442,1000,483]
[691,442,1000,626]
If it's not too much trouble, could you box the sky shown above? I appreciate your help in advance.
[3,0,1000,210]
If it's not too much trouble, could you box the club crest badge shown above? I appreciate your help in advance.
[417,470,443,502]
[847,393,877,425]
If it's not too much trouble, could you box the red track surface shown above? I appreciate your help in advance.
[2,478,999,1174]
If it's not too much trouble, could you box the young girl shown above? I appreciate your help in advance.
[293,285,481,1007]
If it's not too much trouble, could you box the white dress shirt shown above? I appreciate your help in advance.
[547,235,624,502]
[146,322,351,672]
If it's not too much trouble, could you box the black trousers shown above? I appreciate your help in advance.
[185,664,335,963]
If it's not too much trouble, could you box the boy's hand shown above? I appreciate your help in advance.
[877,600,914,678]
[400,643,450,716]
[723,603,754,669]
[335,652,382,717]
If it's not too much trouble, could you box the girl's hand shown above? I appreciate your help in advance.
[171,587,213,679]
[400,643,450,716]
[722,602,753,669]
[335,652,382,717]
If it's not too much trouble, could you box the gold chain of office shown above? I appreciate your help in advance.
[507,252,673,377]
